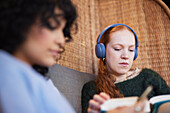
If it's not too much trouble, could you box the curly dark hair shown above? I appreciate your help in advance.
[0,0,77,77]
[0,0,77,53]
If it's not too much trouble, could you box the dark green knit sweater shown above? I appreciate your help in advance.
[81,68,170,113]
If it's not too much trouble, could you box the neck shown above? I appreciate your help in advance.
[110,73,127,83]
[112,68,141,83]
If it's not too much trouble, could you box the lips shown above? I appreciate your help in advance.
[50,50,59,57]
[119,62,129,66]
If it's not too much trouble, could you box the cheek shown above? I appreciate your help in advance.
[106,49,119,61]
[129,53,135,65]
[130,52,135,60]
[35,29,53,46]
[38,29,50,39]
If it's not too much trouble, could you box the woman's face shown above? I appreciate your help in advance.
[14,8,66,66]
[105,29,135,76]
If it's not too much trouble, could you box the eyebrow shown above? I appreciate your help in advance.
[54,13,64,17]
[52,14,65,25]
[112,43,135,47]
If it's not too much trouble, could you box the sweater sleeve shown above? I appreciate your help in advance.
[143,69,170,97]
[81,81,96,113]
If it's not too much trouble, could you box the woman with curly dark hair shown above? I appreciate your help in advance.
[0,0,77,112]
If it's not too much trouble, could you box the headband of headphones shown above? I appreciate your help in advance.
[95,23,139,60]
[97,23,138,47]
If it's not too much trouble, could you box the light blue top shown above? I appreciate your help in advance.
[0,50,75,113]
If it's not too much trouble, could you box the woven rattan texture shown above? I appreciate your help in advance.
[57,0,97,74]
[57,0,170,86]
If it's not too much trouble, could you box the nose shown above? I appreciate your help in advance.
[55,30,65,46]
[121,49,129,59]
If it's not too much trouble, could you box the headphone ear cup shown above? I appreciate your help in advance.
[95,43,106,58]
[134,47,138,60]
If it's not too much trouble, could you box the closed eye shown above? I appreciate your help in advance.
[114,48,121,51]
[129,49,134,52]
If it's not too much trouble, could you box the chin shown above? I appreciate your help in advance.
[47,61,56,67]
[40,59,56,67]
[118,69,129,75]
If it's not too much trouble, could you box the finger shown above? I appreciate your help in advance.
[99,92,110,100]
[93,94,107,105]
[134,99,147,113]
[88,108,100,113]
[89,99,100,111]
[135,98,147,110]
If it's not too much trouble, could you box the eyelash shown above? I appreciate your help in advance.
[114,48,120,51]
[114,48,134,52]
[129,50,134,52]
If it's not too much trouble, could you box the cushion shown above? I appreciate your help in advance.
[48,64,96,113]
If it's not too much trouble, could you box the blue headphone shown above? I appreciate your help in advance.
[95,23,139,60]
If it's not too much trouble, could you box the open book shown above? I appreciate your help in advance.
[149,94,170,113]
[100,94,170,113]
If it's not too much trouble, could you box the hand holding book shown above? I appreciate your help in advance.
[106,99,147,113]
[88,92,148,113]
[101,85,153,113]
[100,85,170,113]
[87,85,169,113]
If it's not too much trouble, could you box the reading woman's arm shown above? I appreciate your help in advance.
[145,69,170,96]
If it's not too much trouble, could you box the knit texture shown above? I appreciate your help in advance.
[81,68,170,113]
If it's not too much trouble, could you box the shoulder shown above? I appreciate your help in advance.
[140,68,161,78]
[140,68,169,87]
[82,80,97,100]
[138,68,170,97]
[83,80,96,89]
[82,80,96,95]
[141,68,158,74]
[0,50,48,93]
[137,68,167,85]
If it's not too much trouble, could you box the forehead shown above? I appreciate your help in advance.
[53,7,66,25]
[54,7,66,21]
[54,7,63,15]
[109,29,135,44]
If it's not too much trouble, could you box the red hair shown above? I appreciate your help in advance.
[95,25,135,98]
